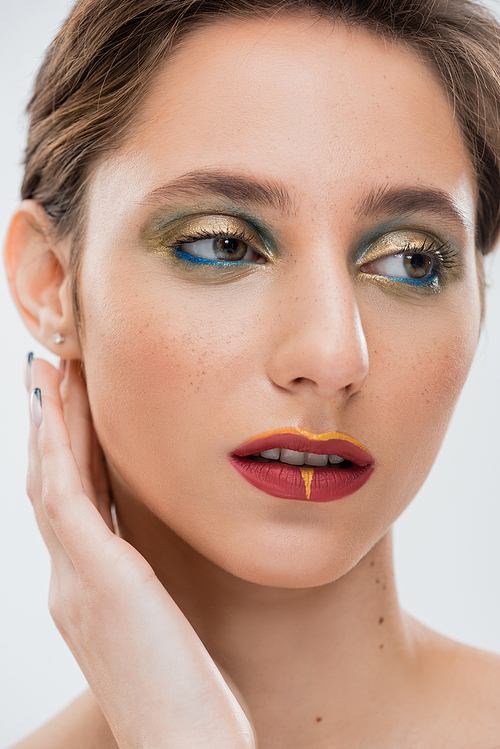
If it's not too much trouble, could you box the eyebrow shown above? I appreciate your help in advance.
[143,169,294,214]
[357,184,471,233]
[143,171,471,234]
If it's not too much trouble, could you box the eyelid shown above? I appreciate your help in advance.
[355,227,462,296]
[355,228,447,267]
[149,213,273,260]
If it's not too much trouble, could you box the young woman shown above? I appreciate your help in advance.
[4,0,500,746]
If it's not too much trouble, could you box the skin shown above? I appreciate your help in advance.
[5,13,500,749]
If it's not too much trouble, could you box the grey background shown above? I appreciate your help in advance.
[1,0,500,745]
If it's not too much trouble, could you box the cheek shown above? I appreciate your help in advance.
[365,291,480,501]
[79,264,260,498]
[378,329,473,421]
[83,300,202,473]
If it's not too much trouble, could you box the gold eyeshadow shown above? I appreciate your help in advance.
[142,210,462,297]
[355,228,462,297]
[144,212,273,269]
[142,209,277,283]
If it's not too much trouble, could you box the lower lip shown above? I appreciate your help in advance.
[230,456,374,502]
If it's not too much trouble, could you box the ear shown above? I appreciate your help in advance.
[4,200,82,358]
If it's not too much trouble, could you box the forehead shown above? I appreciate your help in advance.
[90,13,475,232]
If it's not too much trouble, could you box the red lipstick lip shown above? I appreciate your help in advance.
[229,428,375,503]
[232,431,374,467]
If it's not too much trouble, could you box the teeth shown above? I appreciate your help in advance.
[328,454,345,464]
[257,449,340,466]
[280,448,306,465]
[261,448,280,460]
[305,452,328,466]
[257,447,344,467]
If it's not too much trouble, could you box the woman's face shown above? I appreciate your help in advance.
[79,14,481,587]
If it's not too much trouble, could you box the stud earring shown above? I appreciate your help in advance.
[53,333,65,344]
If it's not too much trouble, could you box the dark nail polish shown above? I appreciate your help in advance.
[25,352,34,392]
[30,388,42,430]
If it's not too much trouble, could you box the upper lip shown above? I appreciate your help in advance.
[231,428,374,467]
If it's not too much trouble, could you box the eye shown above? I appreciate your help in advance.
[357,230,460,293]
[178,235,266,264]
[148,213,272,268]
[363,250,436,282]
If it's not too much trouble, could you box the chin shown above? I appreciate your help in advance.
[186,524,380,589]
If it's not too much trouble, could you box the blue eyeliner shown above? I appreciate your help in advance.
[379,273,438,287]
[355,224,461,293]
[145,208,276,269]
[174,247,254,266]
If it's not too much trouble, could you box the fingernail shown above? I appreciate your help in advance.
[30,388,42,430]
[25,352,34,392]
[59,358,67,383]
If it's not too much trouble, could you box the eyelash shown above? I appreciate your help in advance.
[381,238,458,286]
[165,223,458,291]
[172,227,265,265]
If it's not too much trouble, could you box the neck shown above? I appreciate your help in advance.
[112,479,417,745]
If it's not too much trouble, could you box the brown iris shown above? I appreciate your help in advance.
[212,237,248,261]
[403,252,433,279]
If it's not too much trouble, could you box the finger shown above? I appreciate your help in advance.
[29,358,102,574]
[58,356,67,384]
[59,361,114,529]
[90,423,114,531]
[31,356,64,409]
[37,390,117,571]
[27,391,55,541]
[27,366,72,573]
[24,351,34,393]
[59,360,97,505]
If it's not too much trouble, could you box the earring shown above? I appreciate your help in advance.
[53,333,65,344]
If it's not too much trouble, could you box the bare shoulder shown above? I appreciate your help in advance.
[9,690,117,749]
[411,616,500,747]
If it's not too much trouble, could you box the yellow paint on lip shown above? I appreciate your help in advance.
[300,467,315,500]
[245,427,371,454]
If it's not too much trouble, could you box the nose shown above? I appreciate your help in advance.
[267,253,369,400]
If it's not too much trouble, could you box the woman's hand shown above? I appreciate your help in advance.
[26,356,256,749]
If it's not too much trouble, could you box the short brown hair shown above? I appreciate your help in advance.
[22,0,500,318]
